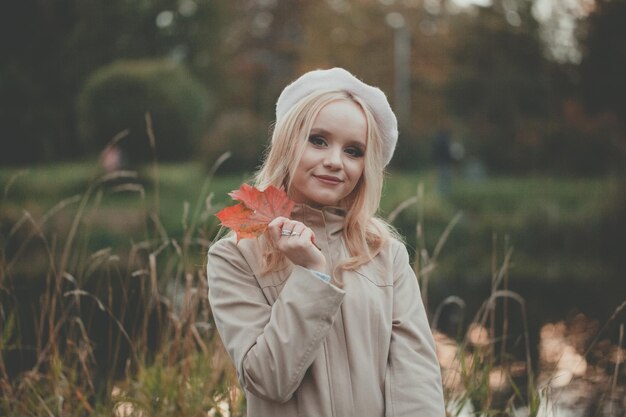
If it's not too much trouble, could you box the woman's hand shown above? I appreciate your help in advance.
[267,217,327,273]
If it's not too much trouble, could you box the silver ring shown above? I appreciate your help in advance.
[291,232,301,237]
[280,230,292,236]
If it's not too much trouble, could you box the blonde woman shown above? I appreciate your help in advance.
[207,68,444,417]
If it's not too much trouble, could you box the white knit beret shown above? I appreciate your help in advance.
[275,67,398,166]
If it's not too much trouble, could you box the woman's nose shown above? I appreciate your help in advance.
[323,148,342,168]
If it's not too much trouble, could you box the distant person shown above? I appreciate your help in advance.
[100,144,124,172]
[207,68,445,416]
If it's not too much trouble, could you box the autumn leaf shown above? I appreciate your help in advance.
[216,184,295,241]
[215,204,266,240]
[228,184,295,220]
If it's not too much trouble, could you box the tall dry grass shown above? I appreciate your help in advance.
[0,123,241,416]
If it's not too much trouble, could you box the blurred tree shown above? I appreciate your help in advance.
[0,0,229,165]
[445,1,553,173]
[0,0,77,164]
[215,0,310,116]
[197,0,313,170]
[579,0,626,124]
[571,0,626,175]
[299,0,455,169]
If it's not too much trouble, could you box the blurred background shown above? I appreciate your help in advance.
[2,0,625,173]
[1,0,625,415]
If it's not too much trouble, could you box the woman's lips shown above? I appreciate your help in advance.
[314,175,342,185]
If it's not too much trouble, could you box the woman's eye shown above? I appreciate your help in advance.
[345,147,364,157]
[308,135,327,146]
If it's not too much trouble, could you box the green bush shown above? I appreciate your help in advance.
[77,60,212,164]
[202,110,270,174]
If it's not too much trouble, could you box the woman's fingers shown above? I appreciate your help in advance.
[299,227,316,247]
[267,216,288,243]
[287,222,306,238]
[275,219,303,239]
[266,218,325,269]
[268,216,288,230]
[267,218,307,246]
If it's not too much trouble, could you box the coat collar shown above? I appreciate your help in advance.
[290,204,346,237]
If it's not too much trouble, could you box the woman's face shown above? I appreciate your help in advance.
[289,99,367,208]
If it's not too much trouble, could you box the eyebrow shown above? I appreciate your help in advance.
[309,128,366,149]
[309,128,332,136]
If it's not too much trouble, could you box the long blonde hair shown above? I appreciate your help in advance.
[255,90,399,277]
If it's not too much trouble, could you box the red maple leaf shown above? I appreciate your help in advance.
[216,184,295,241]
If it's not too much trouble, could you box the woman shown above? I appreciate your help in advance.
[207,68,445,416]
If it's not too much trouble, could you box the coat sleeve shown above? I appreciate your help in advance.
[385,241,445,416]
[207,239,345,403]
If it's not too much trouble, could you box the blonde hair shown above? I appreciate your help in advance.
[254,90,399,279]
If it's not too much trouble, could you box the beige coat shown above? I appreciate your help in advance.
[207,205,445,417]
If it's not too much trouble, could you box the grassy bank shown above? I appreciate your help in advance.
[2,162,623,326]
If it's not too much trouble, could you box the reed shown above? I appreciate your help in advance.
[0,130,239,415]
[389,183,625,417]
